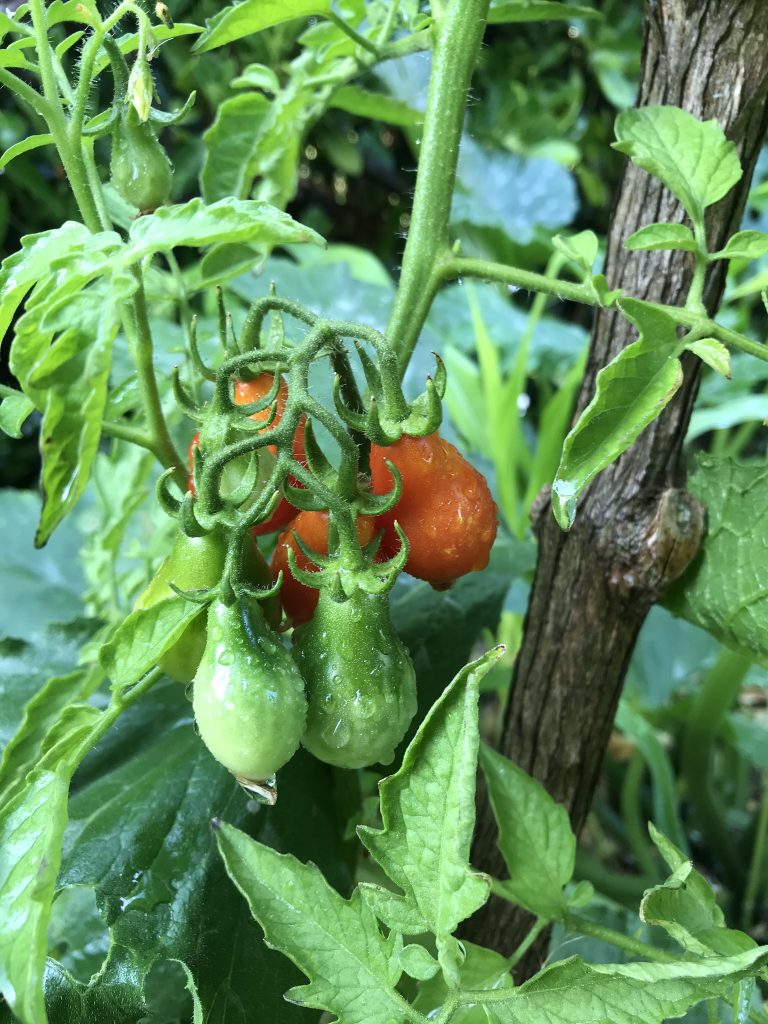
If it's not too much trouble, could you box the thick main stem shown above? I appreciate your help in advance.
[387,0,490,372]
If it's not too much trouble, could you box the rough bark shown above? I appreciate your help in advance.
[465,0,768,972]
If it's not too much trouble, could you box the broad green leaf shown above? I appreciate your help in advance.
[0,668,98,812]
[329,85,423,127]
[0,707,98,1024]
[488,0,600,23]
[0,768,76,1024]
[0,392,35,438]
[685,337,731,378]
[399,945,440,981]
[641,825,754,957]
[0,133,53,171]
[231,62,280,92]
[194,0,332,52]
[358,649,503,977]
[665,456,768,664]
[201,93,271,203]
[712,230,768,261]
[552,299,683,529]
[613,107,742,227]
[215,820,405,1024]
[552,230,599,276]
[127,198,324,260]
[99,598,203,690]
[0,223,91,347]
[0,494,85,638]
[624,222,698,252]
[480,744,575,920]
[488,949,768,1023]
[57,681,350,1021]
[35,313,117,546]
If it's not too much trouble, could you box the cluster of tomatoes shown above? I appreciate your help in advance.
[217,373,499,625]
[138,371,497,788]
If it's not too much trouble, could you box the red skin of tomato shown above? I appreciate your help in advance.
[370,432,498,586]
[187,373,306,535]
[271,511,377,627]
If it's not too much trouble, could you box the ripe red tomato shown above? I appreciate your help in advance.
[370,432,497,586]
[187,373,306,535]
[271,510,377,627]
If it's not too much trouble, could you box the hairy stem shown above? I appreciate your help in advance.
[125,275,186,489]
[387,0,490,373]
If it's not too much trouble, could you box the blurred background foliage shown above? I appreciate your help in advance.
[2,0,768,1018]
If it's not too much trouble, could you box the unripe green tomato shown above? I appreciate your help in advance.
[110,106,172,213]
[292,589,417,769]
[135,530,278,683]
[193,599,307,783]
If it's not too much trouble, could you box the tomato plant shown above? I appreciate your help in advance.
[2,1,768,1022]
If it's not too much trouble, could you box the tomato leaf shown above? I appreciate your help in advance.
[488,0,600,23]
[35,312,117,547]
[624,222,699,252]
[665,456,768,666]
[201,93,271,203]
[329,85,423,127]
[99,597,203,690]
[480,743,575,920]
[613,107,742,229]
[0,392,35,438]
[127,197,325,259]
[712,230,768,261]
[552,299,684,530]
[685,337,731,378]
[0,706,99,1024]
[640,824,755,957]
[0,133,53,171]
[215,819,405,1024]
[0,222,91,348]
[358,649,503,982]
[194,0,332,52]
[487,949,768,1023]
[58,680,348,1022]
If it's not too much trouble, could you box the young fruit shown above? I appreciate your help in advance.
[193,598,307,784]
[271,511,377,627]
[370,432,498,586]
[134,529,278,683]
[110,104,172,213]
[292,589,417,769]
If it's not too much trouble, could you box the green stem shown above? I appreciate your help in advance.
[562,913,675,964]
[443,256,599,306]
[125,276,186,489]
[28,0,101,231]
[741,771,768,932]
[327,10,380,56]
[681,646,751,891]
[101,419,155,449]
[508,916,548,969]
[387,0,490,374]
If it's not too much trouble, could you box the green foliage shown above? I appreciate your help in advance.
[480,743,575,919]
[3,3,768,1022]
[552,300,684,529]
[667,456,768,665]
[613,106,742,230]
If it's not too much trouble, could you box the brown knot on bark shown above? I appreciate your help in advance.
[608,487,706,600]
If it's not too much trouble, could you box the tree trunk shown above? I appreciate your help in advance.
[466,0,768,972]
